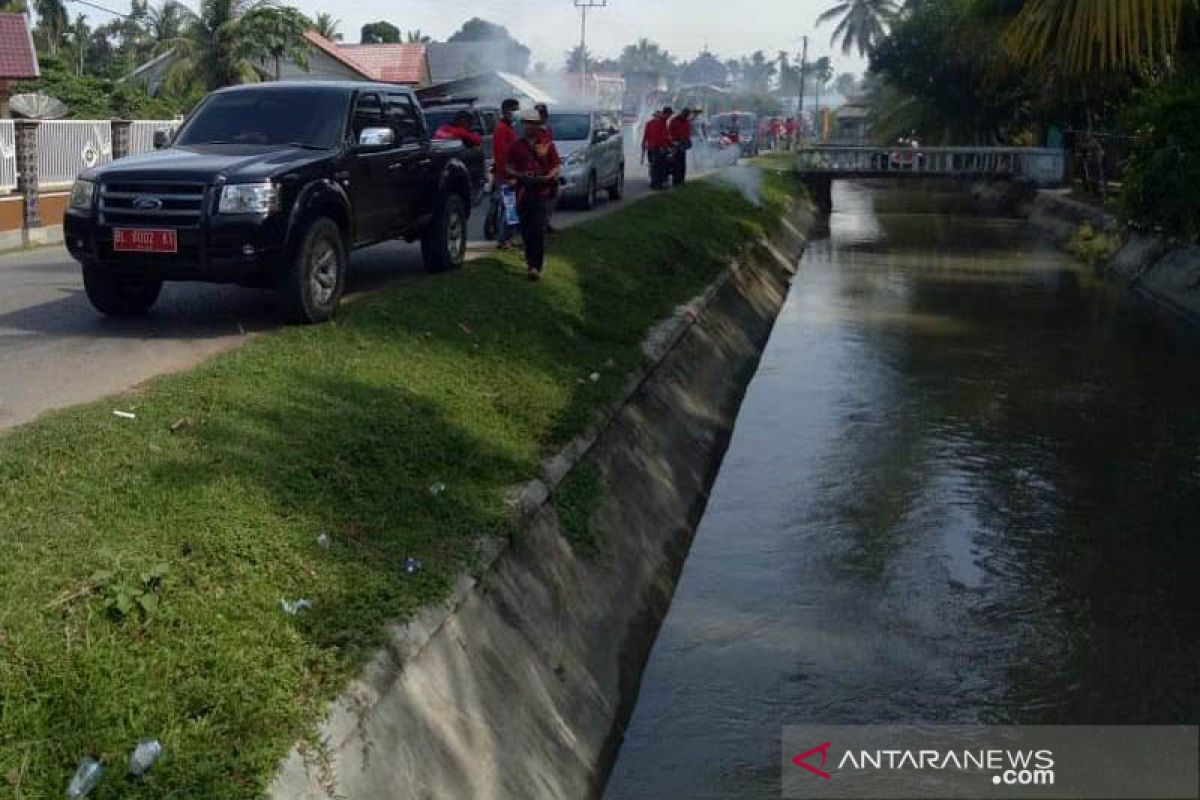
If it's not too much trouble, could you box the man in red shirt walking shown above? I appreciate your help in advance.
[506,108,561,281]
[667,108,695,186]
[491,99,520,249]
[642,108,670,190]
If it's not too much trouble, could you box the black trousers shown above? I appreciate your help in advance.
[519,195,549,271]
[648,148,668,188]
[671,145,688,185]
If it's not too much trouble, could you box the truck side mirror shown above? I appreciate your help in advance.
[358,127,395,149]
[153,129,171,150]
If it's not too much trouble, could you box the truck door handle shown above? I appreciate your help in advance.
[388,162,404,171]
[418,158,432,167]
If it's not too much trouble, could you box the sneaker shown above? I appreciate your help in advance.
[527,268,541,282]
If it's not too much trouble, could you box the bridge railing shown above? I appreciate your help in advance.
[796,146,1065,185]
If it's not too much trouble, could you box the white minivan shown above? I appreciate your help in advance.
[549,108,625,210]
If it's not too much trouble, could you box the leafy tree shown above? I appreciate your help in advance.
[164,0,310,93]
[33,0,69,55]
[817,0,899,57]
[620,38,676,78]
[564,44,591,73]
[0,1,28,11]
[738,50,777,93]
[360,21,399,44]
[1004,0,1191,75]
[406,29,431,44]
[313,12,340,41]
[13,54,185,117]
[680,49,729,85]
[145,1,186,48]
[447,17,531,73]
[834,71,859,97]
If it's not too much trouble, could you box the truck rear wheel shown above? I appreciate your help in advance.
[82,267,162,317]
[277,217,345,324]
[421,194,467,273]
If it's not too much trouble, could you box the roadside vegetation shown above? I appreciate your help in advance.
[0,171,801,797]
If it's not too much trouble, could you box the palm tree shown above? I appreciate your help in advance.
[816,0,899,57]
[1004,0,1191,74]
[810,56,834,141]
[164,0,309,92]
[144,1,186,49]
[313,11,340,41]
[405,29,431,44]
[33,0,69,55]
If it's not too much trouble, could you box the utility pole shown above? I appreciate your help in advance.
[796,35,808,150]
[574,0,608,102]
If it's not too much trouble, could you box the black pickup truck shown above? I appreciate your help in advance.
[64,82,487,323]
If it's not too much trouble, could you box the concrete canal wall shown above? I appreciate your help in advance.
[975,181,1200,326]
[268,195,816,799]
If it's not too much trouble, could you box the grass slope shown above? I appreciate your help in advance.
[0,172,798,798]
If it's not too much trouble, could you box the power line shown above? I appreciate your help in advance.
[65,0,135,19]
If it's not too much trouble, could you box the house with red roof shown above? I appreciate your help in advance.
[128,30,429,95]
[0,12,40,118]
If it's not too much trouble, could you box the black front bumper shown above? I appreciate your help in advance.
[64,211,288,284]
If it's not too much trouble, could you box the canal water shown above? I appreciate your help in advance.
[604,182,1200,799]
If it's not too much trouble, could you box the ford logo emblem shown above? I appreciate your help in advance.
[132,195,163,211]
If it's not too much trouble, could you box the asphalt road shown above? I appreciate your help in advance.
[0,170,663,431]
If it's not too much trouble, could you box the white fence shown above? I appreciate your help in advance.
[130,120,179,155]
[0,121,15,193]
[38,120,113,187]
[796,146,1067,186]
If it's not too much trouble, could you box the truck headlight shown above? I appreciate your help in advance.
[69,179,96,210]
[218,182,278,215]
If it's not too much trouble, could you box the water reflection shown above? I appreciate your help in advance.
[605,182,1200,800]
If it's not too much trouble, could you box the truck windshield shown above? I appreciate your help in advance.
[175,90,350,149]
[546,114,592,141]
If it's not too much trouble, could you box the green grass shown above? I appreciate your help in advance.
[552,464,603,558]
[0,172,801,798]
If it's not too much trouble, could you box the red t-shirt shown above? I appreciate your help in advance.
[506,136,561,200]
[433,124,483,147]
[667,114,692,144]
[493,118,518,179]
[643,116,669,149]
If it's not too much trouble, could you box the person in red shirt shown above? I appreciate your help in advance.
[642,109,670,190]
[491,98,520,249]
[506,108,561,281]
[534,103,561,232]
[433,111,483,147]
[667,108,694,186]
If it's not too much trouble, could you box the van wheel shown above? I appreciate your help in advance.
[607,166,625,201]
[422,193,467,273]
[582,172,597,211]
[277,217,345,324]
[83,267,162,317]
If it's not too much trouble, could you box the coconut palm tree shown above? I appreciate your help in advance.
[816,0,900,57]
[33,0,69,55]
[810,56,834,140]
[164,0,309,93]
[314,12,340,41]
[1004,0,1192,74]
[144,1,186,49]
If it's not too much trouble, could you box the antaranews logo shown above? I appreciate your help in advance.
[791,742,832,781]
[791,741,1055,785]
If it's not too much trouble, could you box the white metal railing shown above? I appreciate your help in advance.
[130,120,179,155]
[38,120,113,187]
[0,121,16,193]
[797,146,1066,185]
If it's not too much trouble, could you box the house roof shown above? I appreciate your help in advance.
[0,12,39,80]
[303,30,373,80]
[338,44,428,85]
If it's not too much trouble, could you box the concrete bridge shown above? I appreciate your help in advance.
[795,145,1066,212]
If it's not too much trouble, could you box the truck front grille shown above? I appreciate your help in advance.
[100,181,208,228]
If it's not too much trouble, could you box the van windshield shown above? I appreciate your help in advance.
[175,90,350,149]
[546,114,592,141]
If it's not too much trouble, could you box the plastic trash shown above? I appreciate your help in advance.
[112,411,136,420]
[280,598,313,616]
[66,758,103,798]
[127,739,163,777]
[501,185,519,226]
[589,373,601,383]
[403,558,422,576]
[316,533,332,550]
[429,482,447,497]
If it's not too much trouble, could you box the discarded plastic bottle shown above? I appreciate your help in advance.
[66,758,103,798]
[501,185,519,226]
[316,533,332,550]
[404,558,422,576]
[429,482,447,497]
[128,739,164,777]
[281,598,314,616]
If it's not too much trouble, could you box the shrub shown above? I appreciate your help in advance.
[13,56,190,120]
[1118,69,1200,242]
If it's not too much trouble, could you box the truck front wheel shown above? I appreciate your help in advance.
[277,217,345,324]
[421,193,467,273]
[82,267,162,317]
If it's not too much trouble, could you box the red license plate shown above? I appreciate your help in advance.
[113,228,178,254]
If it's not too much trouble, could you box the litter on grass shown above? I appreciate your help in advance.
[589,373,601,383]
[66,758,103,797]
[281,599,313,616]
[112,411,137,420]
[128,740,163,777]
[316,533,332,550]
[429,482,447,497]
[403,558,423,576]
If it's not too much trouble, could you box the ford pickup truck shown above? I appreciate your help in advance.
[64,81,487,323]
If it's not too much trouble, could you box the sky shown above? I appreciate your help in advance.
[70,0,870,77]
